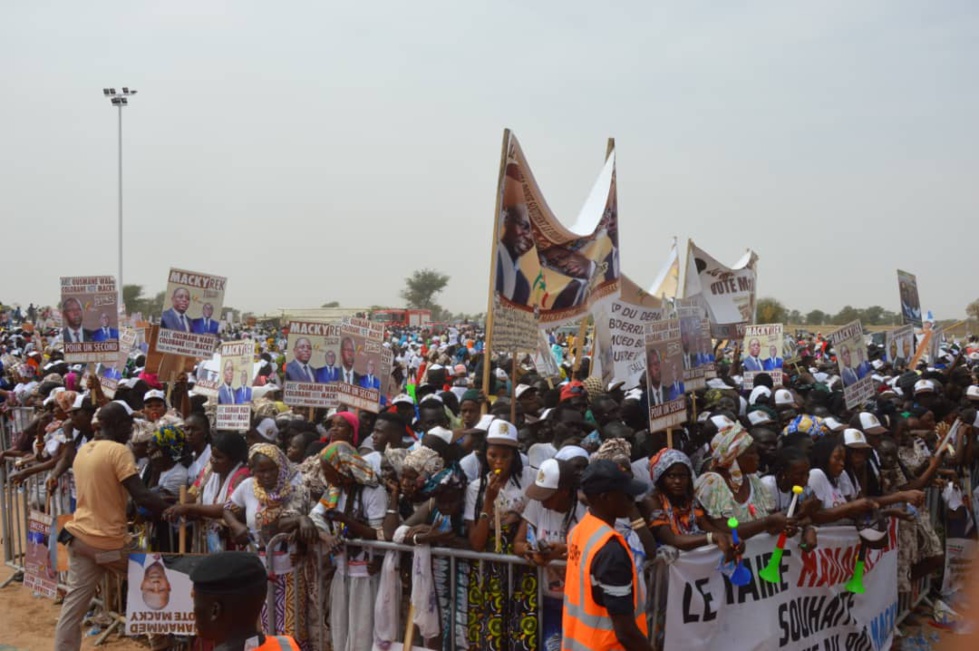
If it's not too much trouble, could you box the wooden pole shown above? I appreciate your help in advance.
[403,602,417,650]
[510,350,517,425]
[480,129,512,414]
[178,485,187,554]
[666,427,674,450]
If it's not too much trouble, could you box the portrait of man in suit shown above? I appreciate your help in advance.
[743,338,764,372]
[339,336,361,385]
[359,358,381,390]
[192,303,220,336]
[160,287,192,331]
[495,203,534,305]
[218,359,237,404]
[763,344,784,371]
[61,297,94,343]
[840,344,860,387]
[91,312,119,342]
[646,347,666,406]
[315,349,341,384]
[540,245,596,311]
[285,337,317,382]
[236,370,253,404]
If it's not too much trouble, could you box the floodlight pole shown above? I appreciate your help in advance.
[102,87,137,307]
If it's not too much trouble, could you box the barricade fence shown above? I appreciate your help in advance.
[0,444,953,651]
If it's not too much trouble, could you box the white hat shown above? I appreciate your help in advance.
[111,400,134,416]
[527,443,557,469]
[606,379,626,392]
[748,386,772,405]
[486,420,519,447]
[419,393,443,405]
[42,394,57,407]
[392,393,414,406]
[494,368,508,381]
[428,363,444,372]
[255,418,279,442]
[555,445,589,462]
[144,389,167,403]
[526,458,562,500]
[515,384,534,399]
[871,359,885,370]
[913,380,935,395]
[965,386,979,401]
[854,412,887,435]
[624,388,644,401]
[710,415,736,432]
[538,408,554,422]
[252,385,280,400]
[706,378,729,390]
[70,393,90,411]
[843,428,872,449]
[747,410,775,426]
[774,389,796,407]
[425,426,454,444]
[823,417,846,433]
[469,414,496,431]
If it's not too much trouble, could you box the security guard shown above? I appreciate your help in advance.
[562,459,649,651]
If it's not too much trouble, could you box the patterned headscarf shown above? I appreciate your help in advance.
[782,414,828,438]
[649,448,695,486]
[383,447,408,476]
[402,446,444,479]
[152,423,186,462]
[420,465,467,498]
[710,421,753,489]
[592,438,632,464]
[54,390,77,414]
[247,443,297,527]
[319,441,379,510]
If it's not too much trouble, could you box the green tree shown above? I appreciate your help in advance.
[860,305,887,326]
[321,301,340,308]
[967,299,979,321]
[123,284,144,312]
[755,297,788,324]
[788,309,802,324]
[805,310,827,326]
[832,305,861,325]
[400,269,450,310]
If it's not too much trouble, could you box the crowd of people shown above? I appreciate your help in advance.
[1,315,979,650]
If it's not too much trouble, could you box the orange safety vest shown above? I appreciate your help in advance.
[562,512,648,651]
[255,634,301,650]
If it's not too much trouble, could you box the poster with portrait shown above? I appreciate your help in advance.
[216,340,254,431]
[683,241,758,339]
[677,299,715,392]
[490,131,620,340]
[283,320,340,409]
[829,320,874,409]
[24,511,58,599]
[645,319,687,433]
[337,317,386,412]
[156,268,227,358]
[884,325,915,369]
[741,324,784,390]
[897,270,922,327]
[126,553,202,636]
[60,275,119,364]
[595,276,665,390]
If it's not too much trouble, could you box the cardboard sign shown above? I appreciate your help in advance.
[336,317,386,412]
[645,318,687,433]
[156,268,226,358]
[60,275,119,364]
[741,324,784,390]
[897,270,922,327]
[283,320,342,409]
[683,241,758,339]
[678,300,715,391]
[829,320,874,409]
[126,553,203,636]
[883,325,915,369]
[216,340,255,431]
[24,510,58,599]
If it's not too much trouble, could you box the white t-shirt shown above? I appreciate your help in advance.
[460,451,532,484]
[807,468,855,510]
[521,499,586,545]
[310,484,388,577]
[157,464,189,496]
[464,466,536,522]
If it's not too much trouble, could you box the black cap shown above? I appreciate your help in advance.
[189,551,267,596]
[580,459,646,498]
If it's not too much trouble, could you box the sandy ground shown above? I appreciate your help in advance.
[0,539,143,651]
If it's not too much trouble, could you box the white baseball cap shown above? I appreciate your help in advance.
[749,386,772,405]
[525,458,562,500]
[144,389,167,403]
[747,410,775,426]
[486,419,519,447]
[822,417,846,433]
[914,380,935,395]
[774,389,796,407]
[425,426,454,444]
[843,428,872,449]
[255,418,279,441]
[965,386,979,401]
[392,394,415,406]
[515,384,535,399]
[853,412,887,435]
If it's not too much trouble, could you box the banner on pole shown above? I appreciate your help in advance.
[897,270,922,328]
[741,324,784,390]
[60,275,119,364]
[645,318,686,433]
[683,241,758,339]
[283,320,341,409]
[829,320,874,409]
[156,268,226,358]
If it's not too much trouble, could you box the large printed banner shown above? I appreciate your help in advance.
[595,275,665,389]
[156,268,226,358]
[126,553,201,636]
[741,324,784,390]
[338,317,386,412]
[666,526,898,651]
[830,320,874,409]
[490,131,620,339]
[897,270,922,328]
[216,340,254,431]
[60,275,119,363]
[283,320,341,409]
[883,325,915,369]
[645,318,686,433]
[683,241,758,339]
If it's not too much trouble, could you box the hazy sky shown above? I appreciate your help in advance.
[3,2,977,319]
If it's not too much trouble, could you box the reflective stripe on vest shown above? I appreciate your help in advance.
[256,635,300,650]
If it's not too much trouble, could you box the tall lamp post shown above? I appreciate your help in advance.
[102,87,137,306]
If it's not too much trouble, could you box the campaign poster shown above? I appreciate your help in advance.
[24,510,58,599]
[216,340,254,431]
[884,325,915,369]
[60,275,119,364]
[156,268,227,358]
[830,320,874,409]
[95,363,123,397]
[683,241,758,339]
[897,270,922,327]
[741,324,784,390]
[533,329,562,380]
[489,294,540,353]
[337,317,386,412]
[677,299,715,392]
[491,132,620,329]
[379,347,396,405]
[664,525,898,651]
[283,320,341,409]
[645,319,686,433]
[126,553,202,636]
[595,279,664,390]
[193,353,221,398]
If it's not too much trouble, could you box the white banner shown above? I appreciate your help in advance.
[683,240,758,339]
[665,526,897,651]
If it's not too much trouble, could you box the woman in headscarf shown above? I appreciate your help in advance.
[326,411,360,446]
[224,443,317,649]
[148,423,189,497]
[694,418,785,540]
[310,441,395,651]
[643,449,732,551]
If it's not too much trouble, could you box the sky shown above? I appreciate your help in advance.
[2,1,977,320]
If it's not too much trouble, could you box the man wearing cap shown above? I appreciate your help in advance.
[191,551,300,650]
[285,337,317,382]
[563,459,648,651]
[315,349,341,383]
[160,287,193,332]
[54,402,170,650]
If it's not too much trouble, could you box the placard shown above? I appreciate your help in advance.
[24,510,58,599]
[829,321,874,409]
[883,325,915,369]
[283,320,341,409]
[156,268,226,358]
[897,270,922,328]
[741,324,784,390]
[645,319,686,433]
[678,301,715,392]
[60,275,119,364]
[126,553,202,636]
[216,340,254,431]
[337,317,386,412]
